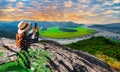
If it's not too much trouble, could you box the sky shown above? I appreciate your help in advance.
[0,0,120,24]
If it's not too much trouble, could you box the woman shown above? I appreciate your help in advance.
[16,21,39,68]
[16,21,32,52]
[16,21,39,51]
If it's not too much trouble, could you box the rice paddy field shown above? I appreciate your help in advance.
[39,27,96,39]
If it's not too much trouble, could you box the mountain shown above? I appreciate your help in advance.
[0,21,18,32]
[0,21,83,38]
[104,23,120,27]
[89,23,120,34]
[0,38,114,72]
[0,21,83,31]
[0,30,17,39]
[0,21,18,39]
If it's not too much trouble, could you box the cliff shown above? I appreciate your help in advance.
[0,38,115,72]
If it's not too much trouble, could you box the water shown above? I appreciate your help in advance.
[39,27,120,45]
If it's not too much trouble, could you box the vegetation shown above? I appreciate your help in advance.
[0,48,51,72]
[66,36,120,71]
[0,52,3,57]
[108,38,120,44]
[39,27,96,39]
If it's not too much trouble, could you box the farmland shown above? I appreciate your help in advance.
[39,27,96,39]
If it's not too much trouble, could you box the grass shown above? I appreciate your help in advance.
[66,36,120,71]
[39,27,96,39]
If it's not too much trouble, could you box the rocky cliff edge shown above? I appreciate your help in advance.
[0,38,115,72]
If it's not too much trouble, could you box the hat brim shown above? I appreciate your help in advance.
[18,24,31,34]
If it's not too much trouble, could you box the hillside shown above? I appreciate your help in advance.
[0,38,114,72]
[66,36,120,71]
[0,21,83,31]
[104,23,120,27]
[89,23,120,34]
[0,21,83,39]
[0,30,17,39]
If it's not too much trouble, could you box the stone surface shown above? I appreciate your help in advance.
[0,38,115,72]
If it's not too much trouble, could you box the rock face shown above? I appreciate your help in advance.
[0,38,115,72]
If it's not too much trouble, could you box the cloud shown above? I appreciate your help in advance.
[16,2,24,8]
[103,10,114,14]
[7,0,16,2]
[64,1,73,7]
[78,0,90,3]
[114,6,120,9]
[22,0,29,2]
[30,1,39,5]
[78,4,88,9]
[1,8,16,12]
[87,13,98,16]
[103,2,114,6]
[113,0,120,3]
[0,0,120,24]
[78,0,87,2]
[43,0,51,2]
[102,10,119,15]
[0,9,6,16]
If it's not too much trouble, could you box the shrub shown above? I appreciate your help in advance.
[66,36,120,71]
[0,48,51,72]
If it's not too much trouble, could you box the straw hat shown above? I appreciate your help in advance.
[18,21,31,34]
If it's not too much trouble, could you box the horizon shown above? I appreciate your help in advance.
[0,20,120,25]
[0,0,120,24]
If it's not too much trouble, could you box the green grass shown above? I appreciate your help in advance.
[39,27,96,39]
[66,36,120,71]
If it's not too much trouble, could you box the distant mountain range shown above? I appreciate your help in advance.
[104,23,120,27]
[0,21,83,38]
[1,21,120,39]
[89,23,120,34]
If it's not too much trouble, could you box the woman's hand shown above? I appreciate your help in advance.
[33,27,39,32]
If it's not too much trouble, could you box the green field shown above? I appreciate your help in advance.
[39,27,96,39]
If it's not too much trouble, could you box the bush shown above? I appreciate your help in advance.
[0,48,51,72]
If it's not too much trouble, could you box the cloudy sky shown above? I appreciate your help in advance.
[0,0,120,24]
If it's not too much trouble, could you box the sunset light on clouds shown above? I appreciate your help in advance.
[0,0,120,24]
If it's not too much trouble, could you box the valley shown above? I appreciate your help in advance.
[40,26,120,44]
[39,27,96,39]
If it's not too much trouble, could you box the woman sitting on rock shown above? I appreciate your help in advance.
[16,21,39,68]
[16,21,39,52]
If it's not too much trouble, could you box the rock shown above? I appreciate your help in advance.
[0,38,115,72]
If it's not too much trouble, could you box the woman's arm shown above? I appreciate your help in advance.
[28,28,35,36]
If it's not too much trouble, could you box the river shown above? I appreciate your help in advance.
[39,26,120,45]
